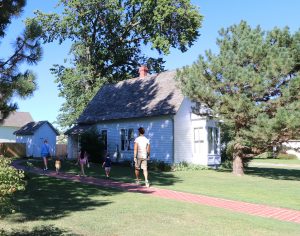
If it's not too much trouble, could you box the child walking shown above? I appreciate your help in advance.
[79,149,88,177]
[102,153,112,178]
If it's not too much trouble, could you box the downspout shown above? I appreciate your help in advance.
[172,115,175,164]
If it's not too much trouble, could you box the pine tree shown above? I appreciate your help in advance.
[177,21,300,175]
[0,0,42,122]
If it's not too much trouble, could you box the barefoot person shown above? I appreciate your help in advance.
[41,140,50,170]
[134,127,150,187]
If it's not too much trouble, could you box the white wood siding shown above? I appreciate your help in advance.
[16,123,57,157]
[67,135,80,160]
[0,127,18,142]
[174,98,193,163]
[96,116,174,163]
[174,98,221,166]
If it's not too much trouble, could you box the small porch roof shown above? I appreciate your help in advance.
[64,124,93,135]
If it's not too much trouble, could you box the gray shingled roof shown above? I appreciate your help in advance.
[1,112,33,127]
[77,70,184,124]
[14,121,59,136]
[64,124,93,135]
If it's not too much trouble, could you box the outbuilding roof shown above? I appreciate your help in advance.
[1,112,33,127]
[77,70,184,124]
[14,121,59,136]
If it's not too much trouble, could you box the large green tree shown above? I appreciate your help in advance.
[29,0,203,128]
[0,0,42,122]
[177,21,300,175]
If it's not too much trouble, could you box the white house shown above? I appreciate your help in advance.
[65,67,221,166]
[14,121,59,157]
[283,140,300,160]
[0,112,33,142]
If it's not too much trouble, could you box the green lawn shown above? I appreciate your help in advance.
[24,158,300,210]
[250,158,300,165]
[1,173,299,236]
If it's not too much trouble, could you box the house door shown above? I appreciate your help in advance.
[193,127,204,158]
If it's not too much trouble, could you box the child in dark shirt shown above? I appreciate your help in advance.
[102,154,112,178]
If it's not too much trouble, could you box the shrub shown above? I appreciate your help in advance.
[172,161,208,171]
[80,128,106,163]
[148,160,172,172]
[0,157,25,215]
[255,152,273,159]
[220,159,232,169]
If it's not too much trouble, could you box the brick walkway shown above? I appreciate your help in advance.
[13,160,300,224]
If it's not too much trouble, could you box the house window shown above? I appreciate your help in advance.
[208,127,219,155]
[194,127,204,153]
[120,128,134,151]
[127,129,134,150]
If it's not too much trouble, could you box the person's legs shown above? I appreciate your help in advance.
[134,159,142,183]
[43,157,48,170]
[80,163,85,176]
[141,160,149,187]
[105,167,110,177]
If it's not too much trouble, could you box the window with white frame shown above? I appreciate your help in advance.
[194,127,204,153]
[120,128,134,151]
[208,127,219,155]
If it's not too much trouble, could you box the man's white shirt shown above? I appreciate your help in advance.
[134,136,150,159]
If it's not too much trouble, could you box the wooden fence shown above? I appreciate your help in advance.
[0,143,26,158]
[56,144,67,158]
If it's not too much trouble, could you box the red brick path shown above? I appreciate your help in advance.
[13,160,300,224]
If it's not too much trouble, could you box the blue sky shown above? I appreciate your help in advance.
[3,0,300,129]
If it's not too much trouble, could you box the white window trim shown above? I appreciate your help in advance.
[120,128,135,151]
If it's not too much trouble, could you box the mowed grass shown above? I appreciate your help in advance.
[250,158,300,165]
[25,158,300,210]
[1,173,300,236]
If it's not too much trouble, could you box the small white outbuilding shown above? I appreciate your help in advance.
[14,121,59,157]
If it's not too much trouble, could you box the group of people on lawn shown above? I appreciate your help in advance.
[41,127,151,187]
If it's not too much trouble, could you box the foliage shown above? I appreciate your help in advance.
[148,160,172,172]
[220,159,232,169]
[28,0,203,127]
[148,160,209,172]
[0,157,25,215]
[56,134,67,144]
[255,152,273,159]
[79,129,106,163]
[171,161,208,171]
[0,0,42,122]
[177,21,300,175]
[277,153,298,160]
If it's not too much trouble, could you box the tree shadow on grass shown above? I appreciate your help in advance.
[7,173,123,222]
[0,225,78,236]
[245,167,300,181]
[149,170,183,186]
[104,165,182,187]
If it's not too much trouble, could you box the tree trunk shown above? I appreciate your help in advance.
[232,143,244,176]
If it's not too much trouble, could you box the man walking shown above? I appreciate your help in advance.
[134,127,150,187]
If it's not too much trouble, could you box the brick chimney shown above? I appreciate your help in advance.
[139,65,148,78]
